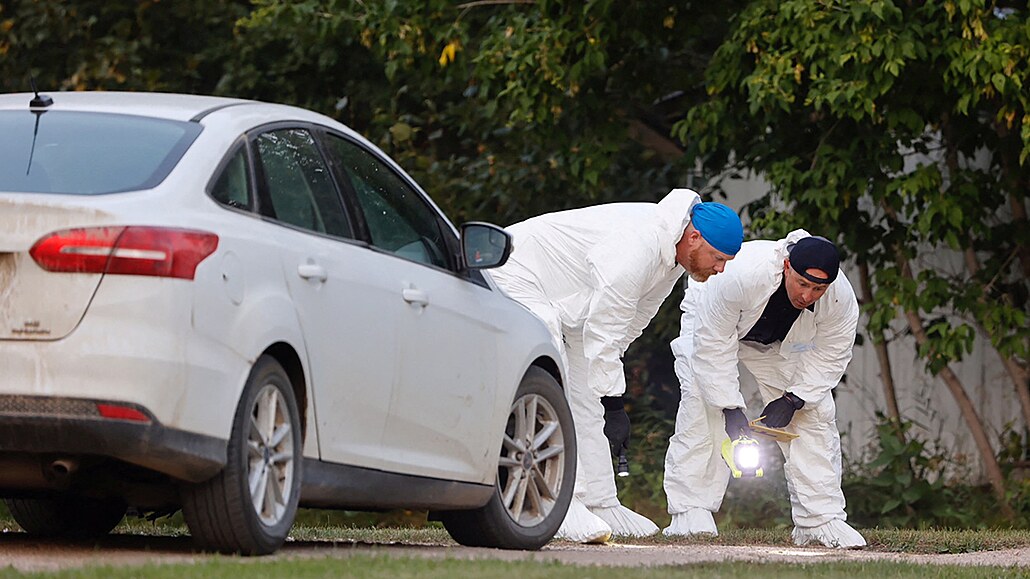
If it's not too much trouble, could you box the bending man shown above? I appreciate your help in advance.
[490,188,743,543]
[662,230,866,548]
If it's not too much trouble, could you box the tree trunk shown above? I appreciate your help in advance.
[895,256,1014,521]
[985,140,1029,432]
[1001,158,1030,278]
[911,340,1015,521]
[880,175,1013,517]
[1010,192,1030,279]
[962,247,1030,434]
[857,261,904,442]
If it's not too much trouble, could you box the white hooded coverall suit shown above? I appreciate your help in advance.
[663,230,863,546]
[490,188,702,540]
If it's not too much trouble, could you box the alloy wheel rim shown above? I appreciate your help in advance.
[498,393,565,527]
[246,383,295,526]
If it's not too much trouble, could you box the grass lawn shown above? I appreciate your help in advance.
[277,521,1030,555]
[1,512,1028,577]
[0,552,1026,579]
[94,516,1030,554]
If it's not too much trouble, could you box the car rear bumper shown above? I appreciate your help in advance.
[0,395,226,484]
[0,270,254,441]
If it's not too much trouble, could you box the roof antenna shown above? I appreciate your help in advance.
[27,77,51,176]
[29,77,53,108]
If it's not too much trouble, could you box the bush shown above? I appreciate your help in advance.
[843,415,1025,529]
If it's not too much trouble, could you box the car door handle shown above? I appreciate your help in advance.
[297,263,327,282]
[402,288,429,307]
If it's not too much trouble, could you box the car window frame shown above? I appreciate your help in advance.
[204,137,258,214]
[314,128,485,285]
[244,122,361,243]
[207,121,490,288]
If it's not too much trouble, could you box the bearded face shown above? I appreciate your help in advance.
[687,244,717,282]
[676,228,732,282]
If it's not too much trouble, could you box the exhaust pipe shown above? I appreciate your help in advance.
[48,458,79,478]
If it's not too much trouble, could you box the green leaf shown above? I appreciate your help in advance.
[992,73,1006,93]
[880,497,903,513]
[389,122,413,143]
[866,452,895,469]
[945,231,960,249]
[947,205,963,229]
[902,484,924,503]
[895,470,913,486]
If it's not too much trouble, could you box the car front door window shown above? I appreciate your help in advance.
[325,136,449,268]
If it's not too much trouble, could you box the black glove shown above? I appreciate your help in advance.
[601,396,630,458]
[723,407,751,439]
[760,392,806,428]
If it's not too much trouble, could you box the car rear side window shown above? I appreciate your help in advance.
[255,129,352,238]
[0,110,201,195]
[210,146,252,210]
[324,135,450,269]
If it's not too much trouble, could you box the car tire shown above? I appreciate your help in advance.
[5,495,126,538]
[440,366,575,550]
[181,355,302,555]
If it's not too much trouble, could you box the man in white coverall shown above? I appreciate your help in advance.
[490,188,744,543]
[662,231,866,548]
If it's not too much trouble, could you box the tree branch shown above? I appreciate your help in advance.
[859,261,904,442]
[626,119,684,163]
[456,0,535,8]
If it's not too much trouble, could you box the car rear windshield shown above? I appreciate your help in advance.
[0,110,202,195]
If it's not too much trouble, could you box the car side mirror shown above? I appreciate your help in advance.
[460,222,512,270]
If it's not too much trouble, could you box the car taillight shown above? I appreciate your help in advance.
[30,226,219,280]
[96,403,152,423]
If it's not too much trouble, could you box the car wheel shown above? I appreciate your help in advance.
[440,366,575,550]
[5,495,126,538]
[181,355,302,555]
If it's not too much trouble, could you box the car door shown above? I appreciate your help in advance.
[250,126,401,470]
[323,133,503,482]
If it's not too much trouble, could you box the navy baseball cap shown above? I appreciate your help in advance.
[788,236,840,284]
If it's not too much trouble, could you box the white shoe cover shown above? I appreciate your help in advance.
[554,497,612,544]
[792,520,866,549]
[662,507,719,537]
[588,504,659,538]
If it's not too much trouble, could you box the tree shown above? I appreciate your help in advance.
[681,0,1028,518]
[223,0,747,226]
[0,0,248,94]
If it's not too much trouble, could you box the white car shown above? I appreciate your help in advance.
[0,91,575,555]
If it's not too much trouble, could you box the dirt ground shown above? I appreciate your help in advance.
[1,531,1028,573]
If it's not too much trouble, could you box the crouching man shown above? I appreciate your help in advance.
[663,231,865,548]
[491,189,743,543]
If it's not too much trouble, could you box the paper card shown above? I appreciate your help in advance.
[749,419,800,442]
